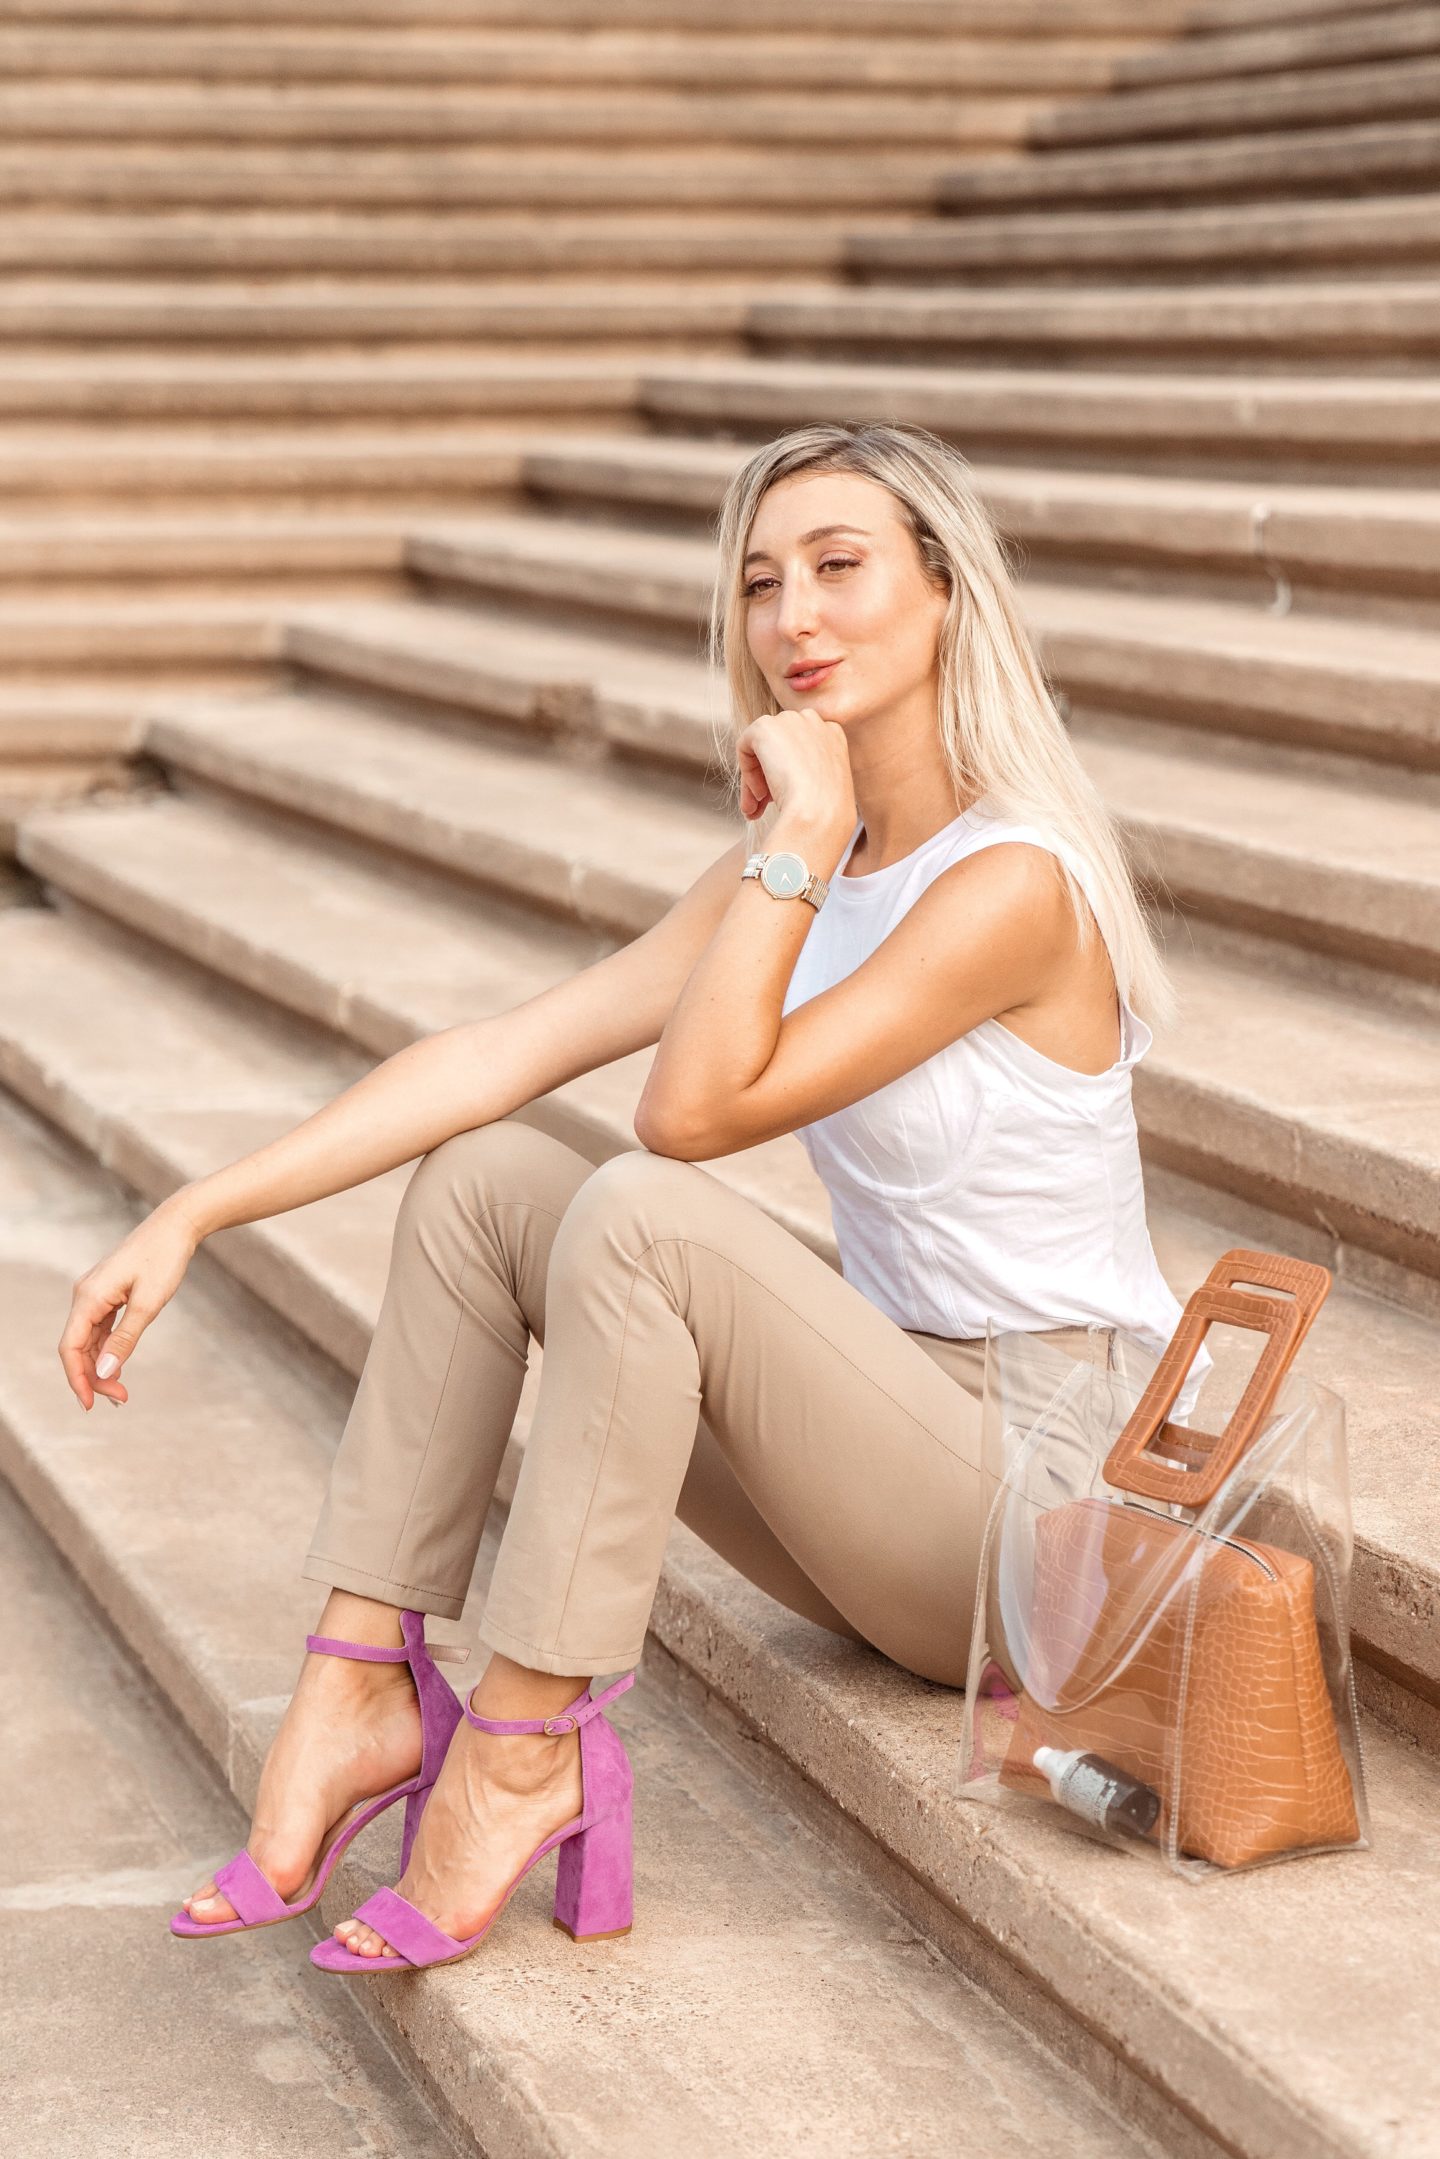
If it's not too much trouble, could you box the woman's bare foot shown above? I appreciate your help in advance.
[183,1595,422,1926]
[336,1665,587,1959]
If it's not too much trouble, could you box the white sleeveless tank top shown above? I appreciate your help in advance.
[780,799,1209,1418]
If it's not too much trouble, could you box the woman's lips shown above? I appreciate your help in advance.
[786,659,841,692]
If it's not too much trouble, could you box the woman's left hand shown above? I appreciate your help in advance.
[737,707,857,831]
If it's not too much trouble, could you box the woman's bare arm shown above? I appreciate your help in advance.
[59,833,749,1406]
[173,834,753,1240]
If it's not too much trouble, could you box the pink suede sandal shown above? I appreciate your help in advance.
[309,1670,635,1972]
[170,1608,467,1939]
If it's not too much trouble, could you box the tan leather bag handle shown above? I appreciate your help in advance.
[1102,1248,1331,1507]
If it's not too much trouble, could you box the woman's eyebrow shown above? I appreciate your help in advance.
[743,524,872,567]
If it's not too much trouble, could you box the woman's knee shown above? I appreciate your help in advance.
[398,1115,579,1231]
[547,1147,713,1283]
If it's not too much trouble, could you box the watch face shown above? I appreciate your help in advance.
[761,851,809,898]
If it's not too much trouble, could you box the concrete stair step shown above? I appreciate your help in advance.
[0,591,376,671]
[751,278,1440,373]
[939,118,1440,215]
[142,687,728,937]
[0,425,532,501]
[846,192,1440,286]
[0,82,1037,146]
[8,779,1440,1728]
[0,145,955,212]
[1041,51,1440,148]
[1112,2,1440,92]
[515,432,1440,619]
[402,511,1440,767]
[0,352,640,421]
[636,356,1440,481]
[0,895,1434,2159]
[1033,577,1440,764]
[1075,714,1440,980]
[0,511,413,580]
[408,513,716,643]
[0,0,1198,32]
[281,598,720,766]
[90,684,1440,1309]
[0,678,245,765]
[0,1430,456,2159]
[0,212,866,279]
[0,23,1127,91]
[280,590,1440,981]
[0,279,764,347]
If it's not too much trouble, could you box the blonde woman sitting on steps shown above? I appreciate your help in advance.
[58,420,1202,1972]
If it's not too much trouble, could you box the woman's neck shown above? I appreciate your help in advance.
[841,696,974,875]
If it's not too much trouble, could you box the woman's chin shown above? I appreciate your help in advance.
[787,685,854,721]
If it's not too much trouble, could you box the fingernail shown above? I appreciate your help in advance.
[96,1353,119,1379]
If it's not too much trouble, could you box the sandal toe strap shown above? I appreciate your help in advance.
[213,1849,290,1926]
[351,1884,466,1967]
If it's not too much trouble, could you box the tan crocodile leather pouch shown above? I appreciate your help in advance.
[998,1494,1360,1866]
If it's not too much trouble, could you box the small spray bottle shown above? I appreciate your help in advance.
[1033,1746,1161,1840]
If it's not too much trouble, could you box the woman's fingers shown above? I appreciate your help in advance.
[94,1293,156,1384]
[59,1278,128,1408]
[57,1207,199,1409]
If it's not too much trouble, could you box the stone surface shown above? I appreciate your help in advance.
[638,356,1440,478]
[1039,53,1440,147]
[753,276,1440,370]
[0,1475,456,2159]
[846,192,1440,281]
[0,24,1126,92]
[939,119,1440,214]
[517,432,1440,618]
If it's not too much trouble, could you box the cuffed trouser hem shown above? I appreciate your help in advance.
[300,1551,468,1623]
[474,1610,643,1680]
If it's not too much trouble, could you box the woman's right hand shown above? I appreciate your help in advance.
[58,1197,205,1410]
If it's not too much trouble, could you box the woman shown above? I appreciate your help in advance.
[58,421,1204,1971]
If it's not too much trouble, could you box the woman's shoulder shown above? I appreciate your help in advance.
[928,807,1091,909]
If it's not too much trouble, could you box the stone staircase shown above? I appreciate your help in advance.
[0,0,1197,823]
[4,2,1440,2155]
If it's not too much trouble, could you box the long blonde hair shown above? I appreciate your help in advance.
[707,421,1177,1032]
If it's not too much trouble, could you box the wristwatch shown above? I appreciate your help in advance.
[741,849,829,912]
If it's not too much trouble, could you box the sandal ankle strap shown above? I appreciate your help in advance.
[306,1633,410,1662]
[306,1608,471,1667]
[463,1669,634,1735]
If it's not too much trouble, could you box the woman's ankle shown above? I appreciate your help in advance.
[313,1588,406,1649]
[465,1649,591,1723]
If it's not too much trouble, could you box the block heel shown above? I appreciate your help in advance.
[553,1788,634,1941]
[310,1669,637,1974]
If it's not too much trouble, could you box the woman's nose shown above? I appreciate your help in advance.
[773,573,821,643]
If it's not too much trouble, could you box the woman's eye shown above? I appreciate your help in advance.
[743,558,857,598]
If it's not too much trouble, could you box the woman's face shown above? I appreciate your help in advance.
[741,470,950,729]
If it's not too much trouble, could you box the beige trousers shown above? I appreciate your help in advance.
[303,1116,1110,1687]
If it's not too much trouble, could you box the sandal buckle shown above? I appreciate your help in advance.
[543,1714,578,1735]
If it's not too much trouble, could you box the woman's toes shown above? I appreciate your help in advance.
[186,1886,237,1922]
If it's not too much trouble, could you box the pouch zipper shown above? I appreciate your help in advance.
[1113,1497,1281,1583]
